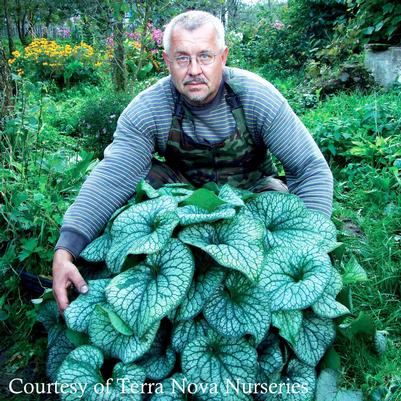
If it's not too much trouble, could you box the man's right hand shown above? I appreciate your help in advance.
[52,249,88,312]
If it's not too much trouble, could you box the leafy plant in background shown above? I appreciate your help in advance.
[38,180,369,400]
[349,0,401,46]
[0,77,96,347]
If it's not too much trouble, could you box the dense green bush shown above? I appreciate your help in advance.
[51,89,132,159]
[349,0,401,45]
[243,0,349,75]
[0,79,96,355]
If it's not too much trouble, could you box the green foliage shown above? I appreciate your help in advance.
[51,88,132,159]
[0,78,96,357]
[242,0,349,75]
[37,183,353,400]
[350,0,401,45]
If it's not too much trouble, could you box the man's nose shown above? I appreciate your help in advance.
[188,56,202,75]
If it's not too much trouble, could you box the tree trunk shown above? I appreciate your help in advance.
[113,9,127,92]
[15,0,30,46]
[3,0,15,55]
[0,42,14,125]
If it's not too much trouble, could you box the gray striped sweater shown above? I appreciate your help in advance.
[56,67,333,258]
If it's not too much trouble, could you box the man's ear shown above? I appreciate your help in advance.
[163,51,171,72]
[221,47,229,66]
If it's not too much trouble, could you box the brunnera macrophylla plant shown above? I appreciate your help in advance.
[38,181,350,401]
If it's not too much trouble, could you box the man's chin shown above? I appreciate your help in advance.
[183,90,210,105]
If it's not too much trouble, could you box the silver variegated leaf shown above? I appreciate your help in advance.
[57,345,146,401]
[172,317,210,353]
[182,332,258,401]
[159,186,194,202]
[293,312,336,367]
[312,268,350,318]
[203,271,271,343]
[106,196,179,273]
[177,204,236,226]
[106,239,194,337]
[261,247,332,311]
[80,232,112,262]
[176,258,225,321]
[47,331,75,382]
[272,310,303,347]
[218,184,245,206]
[179,212,265,282]
[255,358,316,401]
[64,279,110,333]
[245,192,336,251]
[316,369,363,401]
[88,305,158,363]
[137,322,176,380]
[37,299,60,331]
[257,333,283,376]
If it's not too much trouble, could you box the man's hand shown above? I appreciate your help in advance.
[52,249,88,312]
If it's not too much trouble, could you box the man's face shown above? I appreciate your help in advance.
[163,23,228,105]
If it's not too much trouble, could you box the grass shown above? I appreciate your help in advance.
[301,87,401,399]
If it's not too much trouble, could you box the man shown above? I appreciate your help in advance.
[53,10,333,312]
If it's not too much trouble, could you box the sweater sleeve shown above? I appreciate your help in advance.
[262,100,333,217]
[55,109,155,258]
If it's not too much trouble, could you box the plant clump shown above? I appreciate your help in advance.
[38,181,351,401]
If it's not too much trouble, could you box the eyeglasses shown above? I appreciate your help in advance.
[170,52,219,68]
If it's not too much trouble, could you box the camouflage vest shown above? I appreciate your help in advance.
[163,79,278,191]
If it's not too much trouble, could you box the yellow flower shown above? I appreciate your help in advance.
[17,68,24,76]
[12,50,21,58]
[94,61,103,67]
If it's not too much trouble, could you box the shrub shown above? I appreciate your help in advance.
[349,0,401,45]
[242,0,352,75]
[37,181,366,400]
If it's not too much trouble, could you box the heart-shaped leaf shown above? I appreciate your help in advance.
[293,312,336,367]
[106,239,194,336]
[88,305,158,363]
[182,331,258,401]
[57,345,146,401]
[312,268,350,318]
[172,317,210,353]
[272,310,303,347]
[245,192,337,251]
[179,212,265,282]
[203,271,271,343]
[106,196,179,273]
[261,247,332,311]
[64,279,110,333]
[176,256,225,321]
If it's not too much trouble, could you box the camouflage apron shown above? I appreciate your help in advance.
[146,81,287,193]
